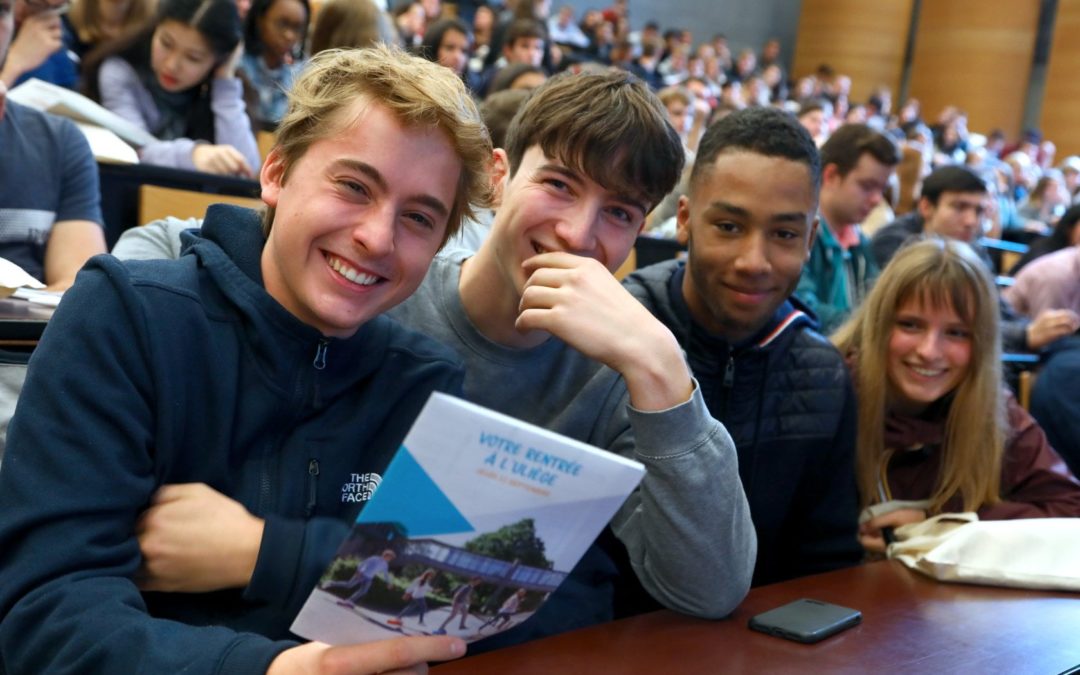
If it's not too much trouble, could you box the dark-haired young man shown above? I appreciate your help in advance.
[391,69,756,643]
[625,106,862,587]
[796,123,900,333]
[870,164,989,268]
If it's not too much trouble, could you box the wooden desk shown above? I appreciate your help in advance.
[0,298,54,346]
[435,561,1080,675]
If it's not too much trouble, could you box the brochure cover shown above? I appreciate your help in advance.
[290,392,645,645]
[8,78,157,148]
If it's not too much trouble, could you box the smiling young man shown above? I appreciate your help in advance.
[389,69,756,646]
[624,107,862,587]
[0,46,492,675]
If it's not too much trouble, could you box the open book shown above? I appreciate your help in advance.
[8,78,153,164]
[290,392,645,645]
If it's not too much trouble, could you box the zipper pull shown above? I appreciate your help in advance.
[313,339,328,370]
[723,354,735,388]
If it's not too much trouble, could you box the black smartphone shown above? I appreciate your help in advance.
[748,598,862,644]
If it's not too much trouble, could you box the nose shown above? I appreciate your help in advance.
[962,207,980,232]
[353,206,396,256]
[554,206,600,256]
[733,231,770,276]
[915,329,943,360]
[163,50,181,74]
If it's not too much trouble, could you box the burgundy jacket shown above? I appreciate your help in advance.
[884,395,1080,518]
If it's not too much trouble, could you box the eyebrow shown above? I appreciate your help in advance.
[705,200,808,223]
[538,162,650,216]
[333,159,450,218]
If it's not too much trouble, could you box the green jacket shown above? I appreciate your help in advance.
[795,216,879,335]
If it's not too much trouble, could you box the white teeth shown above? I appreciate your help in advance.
[910,366,943,377]
[329,256,379,286]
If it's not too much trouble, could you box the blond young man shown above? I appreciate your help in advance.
[0,46,491,675]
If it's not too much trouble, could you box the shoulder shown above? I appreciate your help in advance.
[623,258,681,310]
[99,56,139,82]
[4,101,80,144]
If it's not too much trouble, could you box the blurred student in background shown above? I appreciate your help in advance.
[237,0,308,128]
[84,0,260,175]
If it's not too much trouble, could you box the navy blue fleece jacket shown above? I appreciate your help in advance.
[0,205,464,674]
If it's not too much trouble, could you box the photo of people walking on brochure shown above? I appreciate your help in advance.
[297,521,566,644]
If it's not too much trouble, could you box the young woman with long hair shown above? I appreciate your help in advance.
[832,238,1080,553]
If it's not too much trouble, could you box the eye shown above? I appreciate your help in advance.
[946,327,972,340]
[545,178,571,193]
[773,228,799,241]
[605,205,634,225]
[895,318,920,332]
[712,220,740,234]
[338,179,371,199]
[404,212,437,231]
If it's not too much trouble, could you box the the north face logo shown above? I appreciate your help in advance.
[341,472,382,503]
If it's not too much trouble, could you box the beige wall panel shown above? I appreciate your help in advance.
[908,0,1039,137]
[1042,0,1080,157]
[793,0,914,103]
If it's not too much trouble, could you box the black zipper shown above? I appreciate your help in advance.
[306,458,320,516]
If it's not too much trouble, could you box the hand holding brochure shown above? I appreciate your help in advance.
[290,392,645,645]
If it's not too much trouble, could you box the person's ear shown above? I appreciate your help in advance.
[821,163,841,187]
[490,148,510,209]
[917,196,933,220]
[675,194,691,246]
[260,146,286,208]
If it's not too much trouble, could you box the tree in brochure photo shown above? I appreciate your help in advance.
[290,393,645,645]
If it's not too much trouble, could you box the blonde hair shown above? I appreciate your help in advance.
[831,238,1006,513]
[69,0,157,45]
[267,45,493,244]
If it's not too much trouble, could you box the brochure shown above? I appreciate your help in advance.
[8,78,156,148]
[290,392,645,645]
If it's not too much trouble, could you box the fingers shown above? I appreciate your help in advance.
[859,533,886,554]
[197,146,252,177]
[319,637,466,675]
[521,251,596,275]
[149,482,203,504]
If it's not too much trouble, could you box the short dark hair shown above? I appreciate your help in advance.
[920,165,987,205]
[691,106,821,197]
[820,123,900,176]
[488,62,545,94]
[505,18,545,47]
[504,69,683,211]
[480,88,531,148]
[797,98,831,118]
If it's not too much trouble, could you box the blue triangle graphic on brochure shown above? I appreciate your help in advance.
[356,446,475,537]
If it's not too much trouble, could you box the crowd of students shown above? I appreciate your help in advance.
[2,0,1080,673]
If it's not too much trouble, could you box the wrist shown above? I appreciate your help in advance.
[231,515,265,588]
[621,332,694,411]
